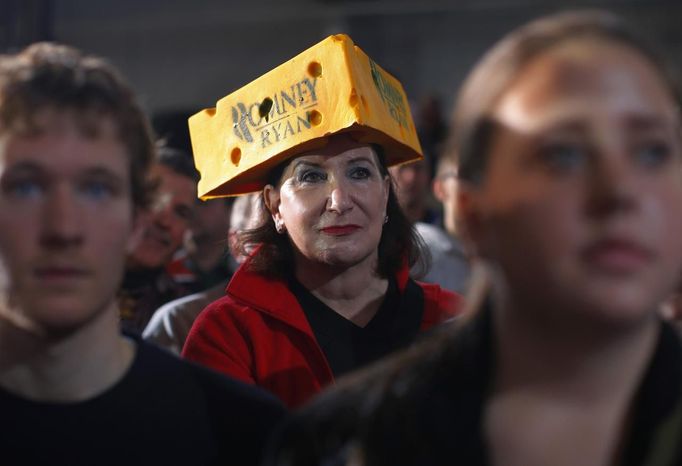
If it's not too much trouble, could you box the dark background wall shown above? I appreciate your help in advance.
[2,0,681,149]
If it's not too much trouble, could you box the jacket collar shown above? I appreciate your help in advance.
[226,256,411,335]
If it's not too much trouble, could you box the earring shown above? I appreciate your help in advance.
[275,221,286,234]
[383,215,389,225]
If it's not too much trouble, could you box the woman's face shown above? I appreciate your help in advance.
[462,38,682,327]
[265,136,390,271]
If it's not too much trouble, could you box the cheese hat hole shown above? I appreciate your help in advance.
[308,110,322,126]
[258,98,273,122]
[230,147,242,166]
[349,89,359,107]
[308,61,322,78]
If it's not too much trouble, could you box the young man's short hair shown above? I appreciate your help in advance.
[0,42,156,209]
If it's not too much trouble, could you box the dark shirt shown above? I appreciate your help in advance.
[119,268,185,335]
[167,254,234,295]
[265,306,682,466]
[0,336,286,466]
[290,277,424,378]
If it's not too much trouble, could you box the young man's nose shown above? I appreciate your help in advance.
[41,186,83,248]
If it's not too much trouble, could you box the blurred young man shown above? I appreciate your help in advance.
[0,43,284,466]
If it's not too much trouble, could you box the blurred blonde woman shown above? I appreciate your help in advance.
[266,10,682,466]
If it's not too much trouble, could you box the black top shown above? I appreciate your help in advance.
[0,336,286,466]
[119,268,184,335]
[265,306,682,466]
[290,277,424,378]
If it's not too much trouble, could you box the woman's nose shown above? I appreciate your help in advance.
[586,152,638,218]
[327,179,353,214]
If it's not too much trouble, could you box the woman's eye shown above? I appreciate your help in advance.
[349,166,372,180]
[540,143,587,173]
[633,141,671,168]
[299,170,326,183]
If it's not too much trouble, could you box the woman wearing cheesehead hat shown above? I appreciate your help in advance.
[182,34,462,408]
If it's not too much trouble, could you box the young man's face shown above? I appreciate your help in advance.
[0,111,136,335]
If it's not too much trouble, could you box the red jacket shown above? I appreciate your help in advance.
[183,261,461,407]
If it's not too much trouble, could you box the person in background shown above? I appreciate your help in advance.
[265,10,682,465]
[119,146,198,334]
[392,152,469,292]
[661,277,682,332]
[389,157,438,225]
[415,94,448,178]
[0,42,284,466]
[413,154,472,294]
[144,193,263,354]
[165,197,235,296]
[182,35,461,408]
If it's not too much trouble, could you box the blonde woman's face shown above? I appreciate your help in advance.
[462,38,682,327]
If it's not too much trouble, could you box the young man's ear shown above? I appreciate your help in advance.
[127,208,149,255]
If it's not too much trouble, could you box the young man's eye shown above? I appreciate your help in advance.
[633,141,671,168]
[3,179,44,199]
[79,180,116,200]
[540,143,588,173]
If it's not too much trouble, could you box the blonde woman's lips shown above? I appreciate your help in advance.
[581,237,654,274]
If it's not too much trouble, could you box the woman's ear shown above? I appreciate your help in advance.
[263,184,285,233]
[263,184,279,215]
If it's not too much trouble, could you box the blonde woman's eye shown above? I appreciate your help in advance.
[634,141,671,168]
[540,143,587,173]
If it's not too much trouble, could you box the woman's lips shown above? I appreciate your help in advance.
[581,238,654,274]
[320,225,361,236]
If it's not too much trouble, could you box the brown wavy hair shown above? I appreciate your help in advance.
[0,42,156,209]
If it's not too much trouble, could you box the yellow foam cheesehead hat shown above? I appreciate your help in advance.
[189,33,423,199]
